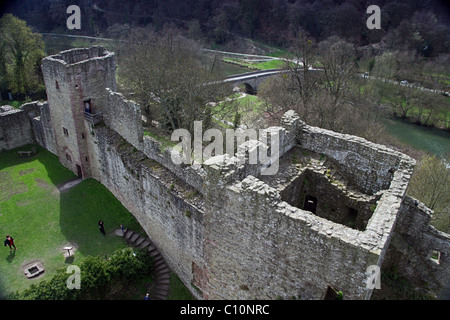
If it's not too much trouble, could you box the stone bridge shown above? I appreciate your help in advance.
[223,69,284,94]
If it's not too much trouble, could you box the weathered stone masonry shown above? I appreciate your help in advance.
[2,46,448,299]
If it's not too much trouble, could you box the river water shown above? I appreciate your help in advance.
[383,117,450,159]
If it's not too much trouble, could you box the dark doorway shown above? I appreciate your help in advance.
[76,165,82,178]
[345,207,358,229]
[303,195,317,214]
[84,99,91,113]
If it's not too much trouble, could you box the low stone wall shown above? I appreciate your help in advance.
[32,102,57,155]
[0,105,35,151]
[384,195,450,297]
[141,135,205,195]
[283,109,407,195]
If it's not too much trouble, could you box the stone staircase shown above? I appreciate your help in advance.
[114,228,171,300]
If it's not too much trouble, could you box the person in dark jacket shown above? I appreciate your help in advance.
[98,220,105,236]
[4,235,17,251]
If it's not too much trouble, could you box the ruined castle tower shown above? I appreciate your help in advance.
[41,46,116,178]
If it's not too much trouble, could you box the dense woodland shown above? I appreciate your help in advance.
[1,0,449,56]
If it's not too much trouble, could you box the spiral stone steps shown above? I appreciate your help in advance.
[114,228,171,300]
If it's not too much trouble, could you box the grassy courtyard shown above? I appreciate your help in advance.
[0,145,146,299]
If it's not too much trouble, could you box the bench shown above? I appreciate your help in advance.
[17,151,32,157]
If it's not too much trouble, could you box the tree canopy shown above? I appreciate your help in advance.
[117,28,231,133]
[3,0,450,56]
[0,13,45,96]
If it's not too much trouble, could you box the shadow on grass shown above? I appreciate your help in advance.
[1,144,146,259]
[64,256,75,264]
[57,179,146,259]
[0,144,40,172]
[0,144,77,185]
[5,250,16,263]
[12,145,148,259]
[0,144,148,298]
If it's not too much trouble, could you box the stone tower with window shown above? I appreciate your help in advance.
[41,46,116,178]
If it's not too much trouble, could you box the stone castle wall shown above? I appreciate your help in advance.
[0,102,43,152]
[32,102,57,155]
[0,107,34,151]
[202,173,380,299]
[41,46,116,177]
[197,110,417,300]
[104,89,143,150]
[4,46,446,300]
[383,195,450,297]
[88,128,206,299]
[300,122,404,195]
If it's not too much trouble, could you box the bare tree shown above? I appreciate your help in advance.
[260,34,384,139]
[257,74,299,119]
[282,29,320,115]
[408,154,450,233]
[387,84,422,119]
[372,51,397,83]
[423,54,450,91]
[117,28,231,133]
[317,37,358,127]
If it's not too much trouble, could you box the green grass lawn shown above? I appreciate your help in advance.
[143,129,179,152]
[213,93,266,127]
[0,145,145,298]
[223,58,284,71]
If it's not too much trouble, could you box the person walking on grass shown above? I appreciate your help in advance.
[4,235,17,252]
[98,220,106,236]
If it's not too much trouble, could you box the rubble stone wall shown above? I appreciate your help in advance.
[383,195,450,297]
[0,107,34,151]
[88,128,206,299]
[202,173,380,300]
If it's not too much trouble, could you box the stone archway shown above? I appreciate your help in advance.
[243,83,257,95]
